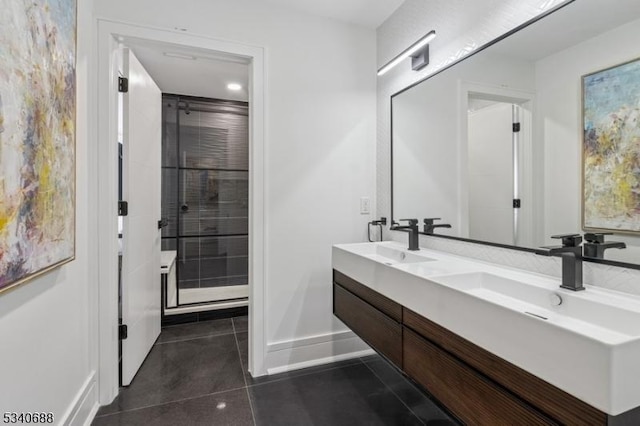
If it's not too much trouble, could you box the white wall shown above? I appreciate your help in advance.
[393,78,459,234]
[537,17,640,262]
[0,1,99,425]
[93,0,377,370]
[392,51,535,237]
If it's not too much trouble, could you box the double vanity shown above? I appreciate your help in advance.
[332,242,640,425]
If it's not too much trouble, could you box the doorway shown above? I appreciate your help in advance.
[97,20,267,405]
[467,99,519,245]
[461,85,535,248]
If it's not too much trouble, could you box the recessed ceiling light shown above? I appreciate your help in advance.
[227,83,242,91]
[163,52,197,60]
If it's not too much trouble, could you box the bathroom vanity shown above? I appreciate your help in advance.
[332,242,640,425]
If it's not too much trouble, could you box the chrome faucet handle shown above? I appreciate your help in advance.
[423,218,442,225]
[399,218,419,226]
[551,234,582,247]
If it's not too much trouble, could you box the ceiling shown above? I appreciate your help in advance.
[263,0,405,28]
[127,38,250,102]
[487,0,640,62]
[122,0,408,100]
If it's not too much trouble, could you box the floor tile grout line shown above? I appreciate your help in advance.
[362,360,427,426]
[232,317,257,426]
[98,318,248,420]
[154,330,236,345]
[361,357,454,423]
[93,386,248,419]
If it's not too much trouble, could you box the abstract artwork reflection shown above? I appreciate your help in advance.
[0,0,76,292]
[583,58,640,233]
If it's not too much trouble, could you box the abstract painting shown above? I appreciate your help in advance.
[0,0,76,293]
[583,58,640,233]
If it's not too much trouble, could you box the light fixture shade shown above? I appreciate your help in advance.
[377,30,436,76]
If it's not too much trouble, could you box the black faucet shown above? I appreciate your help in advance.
[393,219,420,251]
[537,234,584,291]
[423,218,452,235]
[583,232,626,259]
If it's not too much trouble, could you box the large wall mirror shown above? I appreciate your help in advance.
[392,0,640,267]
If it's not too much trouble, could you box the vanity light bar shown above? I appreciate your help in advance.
[377,30,436,76]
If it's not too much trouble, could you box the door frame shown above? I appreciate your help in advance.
[96,19,266,405]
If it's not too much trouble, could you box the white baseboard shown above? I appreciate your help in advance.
[59,372,99,426]
[264,330,374,375]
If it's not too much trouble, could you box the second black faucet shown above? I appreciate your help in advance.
[394,219,420,251]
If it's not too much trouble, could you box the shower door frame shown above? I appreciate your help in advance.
[96,20,267,405]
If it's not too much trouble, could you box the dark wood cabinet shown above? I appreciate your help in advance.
[404,327,553,425]
[333,282,403,367]
[403,309,606,425]
[332,268,612,425]
[333,270,402,321]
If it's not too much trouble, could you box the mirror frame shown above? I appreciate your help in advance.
[389,0,640,271]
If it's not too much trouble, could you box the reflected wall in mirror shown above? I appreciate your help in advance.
[391,0,640,266]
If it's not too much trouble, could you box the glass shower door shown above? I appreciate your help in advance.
[162,95,249,307]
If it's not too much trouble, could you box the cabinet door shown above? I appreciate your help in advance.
[334,284,402,367]
[404,328,554,426]
[333,270,402,321]
[403,308,606,425]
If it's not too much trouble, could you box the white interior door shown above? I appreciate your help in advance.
[121,48,162,386]
[468,102,515,245]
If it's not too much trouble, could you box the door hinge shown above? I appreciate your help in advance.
[512,122,521,132]
[118,77,129,93]
[118,201,128,216]
[119,324,128,340]
[513,199,522,208]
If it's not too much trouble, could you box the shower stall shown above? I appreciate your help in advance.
[161,94,249,309]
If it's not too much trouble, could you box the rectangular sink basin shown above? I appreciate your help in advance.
[334,242,435,266]
[433,272,640,344]
[393,260,476,277]
[364,244,432,265]
[424,271,640,414]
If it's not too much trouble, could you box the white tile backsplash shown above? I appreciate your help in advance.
[389,231,640,297]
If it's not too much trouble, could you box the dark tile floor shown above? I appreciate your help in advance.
[94,316,457,425]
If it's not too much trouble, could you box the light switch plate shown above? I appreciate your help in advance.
[360,197,370,214]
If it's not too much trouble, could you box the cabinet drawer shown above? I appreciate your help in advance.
[334,283,402,367]
[333,270,402,321]
[403,308,606,425]
[404,327,554,425]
